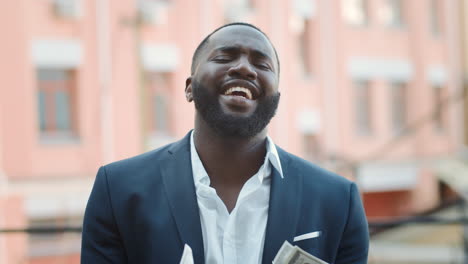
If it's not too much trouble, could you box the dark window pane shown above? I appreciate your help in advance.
[355,80,372,135]
[38,91,47,131]
[303,134,321,161]
[298,18,312,76]
[147,72,171,135]
[430,0,442,35]
[55,91,71,131]
[154,95,167,132]
[36,68,77,137]
[391,82,407,132]
[433,85,445,131]
[382,0,404,27]
[38,69,69,81]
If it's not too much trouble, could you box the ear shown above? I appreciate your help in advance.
[185,77,193,102]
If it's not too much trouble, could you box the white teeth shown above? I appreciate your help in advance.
[224,87,253,100]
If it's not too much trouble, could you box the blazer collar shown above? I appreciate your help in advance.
[262,147,303,264]
[161,132,205,264]
[161,133,303,264]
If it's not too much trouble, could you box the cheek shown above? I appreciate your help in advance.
[199,65,228,84]
[259,74,278,94]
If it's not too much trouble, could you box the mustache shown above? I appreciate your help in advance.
[191,80,281,138]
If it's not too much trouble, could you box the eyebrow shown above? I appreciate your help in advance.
[213,46,273,62]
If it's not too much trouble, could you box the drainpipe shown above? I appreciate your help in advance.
[97,0,114,163]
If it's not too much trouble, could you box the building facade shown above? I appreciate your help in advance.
[0,0,464,263]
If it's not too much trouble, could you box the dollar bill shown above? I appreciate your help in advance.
[273,241,328,264]
[273,240,295,263]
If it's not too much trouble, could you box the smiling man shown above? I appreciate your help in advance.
[81,23,369,264]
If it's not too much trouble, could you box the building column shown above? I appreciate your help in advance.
[0,195,27,264]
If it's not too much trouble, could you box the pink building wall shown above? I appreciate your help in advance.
[0,0,464,263]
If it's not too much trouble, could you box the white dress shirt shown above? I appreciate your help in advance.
[190,131,283,264]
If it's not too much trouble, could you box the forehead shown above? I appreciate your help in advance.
[206,26,276,60]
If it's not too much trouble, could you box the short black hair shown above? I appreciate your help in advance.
[190,22,280,75]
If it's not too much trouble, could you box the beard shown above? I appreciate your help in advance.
[192,81,280,138]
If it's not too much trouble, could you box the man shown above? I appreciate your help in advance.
[81,23,369,264]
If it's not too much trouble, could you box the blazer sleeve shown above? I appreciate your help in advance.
[81,166,128,264]
[335,183,369,264]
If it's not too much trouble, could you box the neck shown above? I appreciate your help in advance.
[193,114,268,184]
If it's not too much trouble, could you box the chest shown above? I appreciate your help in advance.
[196,178,271,264]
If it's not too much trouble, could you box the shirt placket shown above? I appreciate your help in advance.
[223,204,239,264]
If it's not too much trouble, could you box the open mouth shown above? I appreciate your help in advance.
[223,86,253,100]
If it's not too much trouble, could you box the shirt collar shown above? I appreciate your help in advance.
[190,131,284,185]
[265,135,283,178]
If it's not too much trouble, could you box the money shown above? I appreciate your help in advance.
[273,240,296,263]
[273,241,328,264]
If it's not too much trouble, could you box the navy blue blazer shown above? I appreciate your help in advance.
[81,132,369,264]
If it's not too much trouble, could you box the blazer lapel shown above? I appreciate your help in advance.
[262,149,303,264]
[161,133,205,264]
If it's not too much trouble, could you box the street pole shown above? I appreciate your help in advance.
[457,0,468,262]
[460,199,468,264]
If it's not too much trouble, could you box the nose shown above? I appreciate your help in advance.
[227,57,257,80]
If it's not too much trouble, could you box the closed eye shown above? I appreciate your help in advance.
[256,63,271,70]
[254,61,273,71]
[212,56,233,63]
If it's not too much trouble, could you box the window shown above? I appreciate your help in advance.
[433,85,446,132]
[137,0,171,25]
[303,134,321,161]
[380,0,404,27]
[298,18,313,76]
[37,69,77,139]
[245,0,255,9]
[153,95,168,132]
[223,0,255,23]
[429,0,443,35]
[390,82,408,133]
[146,73,171,135]
[342,0,368,26]
[53,0,81,19]
[354,80,373,135]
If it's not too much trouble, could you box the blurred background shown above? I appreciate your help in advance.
[0,0,467,263]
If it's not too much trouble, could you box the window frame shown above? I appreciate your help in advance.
[36,68,79,142]
[145,72,172,136]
